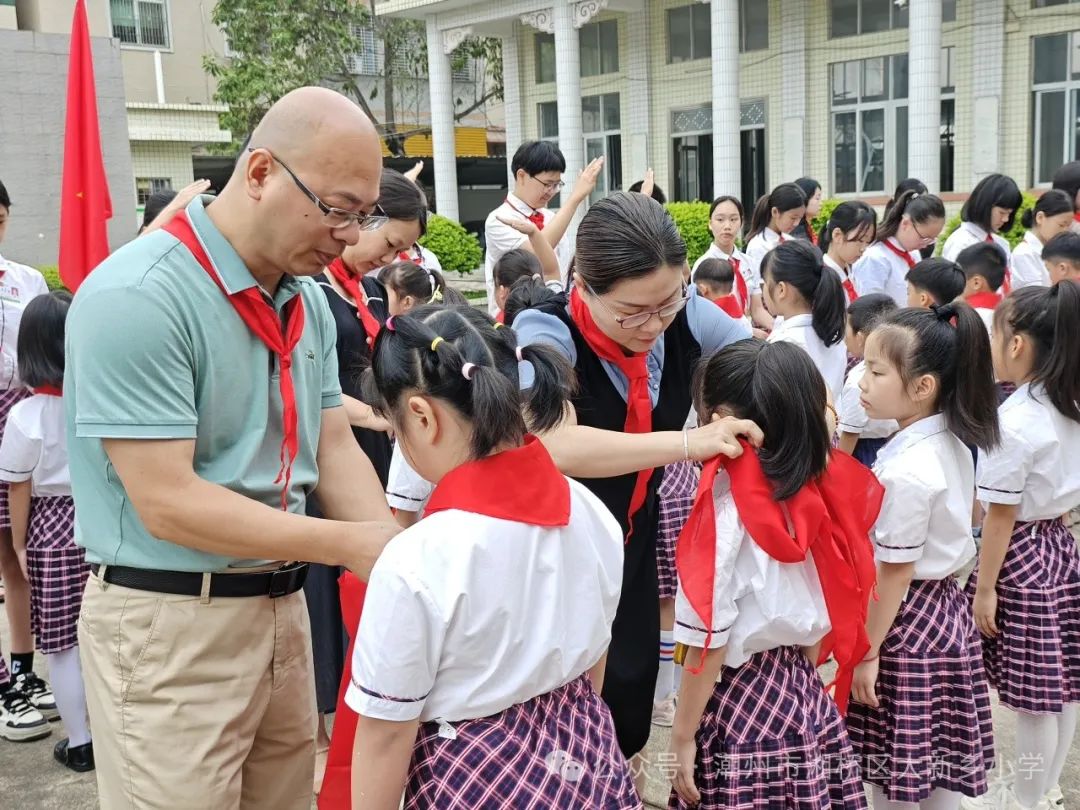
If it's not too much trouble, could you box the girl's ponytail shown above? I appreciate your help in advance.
[935,302,1001,450]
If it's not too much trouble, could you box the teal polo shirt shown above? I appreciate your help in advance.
[65,197,342,572]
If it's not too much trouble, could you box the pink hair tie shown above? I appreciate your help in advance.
[384,316,396,332]
[461,362,477,380]
[515,346,524,362]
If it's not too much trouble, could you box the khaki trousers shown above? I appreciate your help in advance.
[78,571,316,810]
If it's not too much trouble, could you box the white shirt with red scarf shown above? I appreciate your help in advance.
[0,255,49,390]
[852,238,919,307]
[942,221,1011,266]
[744,227,787,291]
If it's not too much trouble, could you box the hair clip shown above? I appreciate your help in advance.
[430,336,445,351]
[515,346,524,362]
[461,362,477,380]
[384,316,396,332]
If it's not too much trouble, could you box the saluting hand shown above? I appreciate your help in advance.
[495,214,539,236]
[570,157,605,204]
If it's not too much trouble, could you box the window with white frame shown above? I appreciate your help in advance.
[111,0,170,48]
[831,49,956,194]
[535,94,622,205]
[667,0,768,63]
[135,177,171,206]
[535,20,618,84]
[1031,30,1080,185]
[829,0,954,38]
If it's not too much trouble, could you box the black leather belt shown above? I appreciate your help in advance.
[88,562,309,598]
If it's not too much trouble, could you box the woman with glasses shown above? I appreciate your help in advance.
[514,191,758,798]
[853,189,947,307]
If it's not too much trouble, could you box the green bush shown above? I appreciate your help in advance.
[418,215,483,275]
[811,199,844,241]
[936,192,1035,256]
[665,201,712,267]
[38,265,67,291]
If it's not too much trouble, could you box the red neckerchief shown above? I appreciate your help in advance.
[967,290,1002,310]
[495,309,506,324]
[843,279,858,303]
[504,197,545,231]
[568,286,653,540]
[326,258,382,348]
[676,443,882,714]
[982,233,1013,293]
[1075,213,1080,225]
[730,256,749,308]
[424,435,570,526]
[33,385,62,397]
[714,294,744,319]
[881,238,916,270]
[164,212,305,511]
[806,221,819,246]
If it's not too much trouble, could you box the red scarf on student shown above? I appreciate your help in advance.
[504,197,545,230]
[714,294,744,319]
[729,256,749,310]
[881,238,916,270]
[676,444,882,714]
[33,385,62,397]
[967,291,1002,310]
[326,258,382,347]
[318,437,568,809]
[164,212,304,511]
[843,278,858,303]
[806,220,818,246]
[568,286,653,539]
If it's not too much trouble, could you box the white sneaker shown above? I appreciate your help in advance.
[12,672,58,721]
[651,694,675,727]
[1045,784,1064,808]
[0,688,51,742]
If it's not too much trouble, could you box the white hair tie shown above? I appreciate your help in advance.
[461,362,477,380]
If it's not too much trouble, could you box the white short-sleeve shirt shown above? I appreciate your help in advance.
[673,470,830,675]
[385,443,434,515]
[483,194,571,316]
[823,254,855,302]
[744,228,787,293]
[838,361,899,440]
[977,383,1080,521]
[871,414,976,580]
[345,477,623,723]
[1010,231,1051,289]
[767,313,847,402]
[692,244,757,294]
[0,394,71,497]
[852,239,918,307]
[941,222,1012,265]
[0,256,50,390]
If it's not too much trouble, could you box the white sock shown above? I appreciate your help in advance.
[869,784,918,810]
[922,787,962,810]
[1046,702,1078,792]
[1014,710,1056,807]
[655,631,675,703]
[45,646,91,747]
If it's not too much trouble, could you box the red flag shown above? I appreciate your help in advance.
[59,0,112,292]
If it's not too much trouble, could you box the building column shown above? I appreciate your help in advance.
[552,0,585,224]
[425,17,460,221]
[501,28,523,188]
[710,0,740,196]
[908,0,941,191]
[780,0,807,181]
[625,6,651,187]
[970,0,1004,182]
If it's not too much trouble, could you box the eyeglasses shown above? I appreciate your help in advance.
[248,148,389,232]
[529,174,565,193]
[584,281,690,329]
[909,218,937,246]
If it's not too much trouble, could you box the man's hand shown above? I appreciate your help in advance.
[344,522,403,580]
[685,414,764,462]
[141,179,211,235]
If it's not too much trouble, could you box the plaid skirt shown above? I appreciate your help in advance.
[26,496,88,654]
[656,461,697,601]
[667,646,867,810]
[404,675,640,809]
[964,517,1080,715]
[0,387,30,530]
[846,577,995,803]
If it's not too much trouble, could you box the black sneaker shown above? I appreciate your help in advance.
[13,672,58,721]
[0,688,51,742]
[54,738,95,772]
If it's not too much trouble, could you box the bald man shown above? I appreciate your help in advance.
[65,87,400,809]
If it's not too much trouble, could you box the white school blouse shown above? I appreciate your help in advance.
[692,244,756,293]
[0,394,71,497]
[483,193,572,316]
[941,221,1011,265]
[977,383,1080,522]
[744,228,786,290]
[871,414,976,580]
[838,361,899,440]
[852,239,918,307]
[767,313,847,402]
[0,256,49,391]
[385,443,434,515]
[823,254,854,297]
[673,470,830,675]
[1010,231,1051,289]
[346,477,623,723]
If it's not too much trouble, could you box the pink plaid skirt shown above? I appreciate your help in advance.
[846,577,995,803]
[26,496,88,654]
[965,517,1080,715]
[404,674,640,809]
[668,645,867,810]
[656,462,697,601]
[0,387,30,530]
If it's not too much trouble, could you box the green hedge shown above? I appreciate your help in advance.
[936,193,1035,256]
[811,199,844,241]
[38,265,67,291]
[665,201,712,267]
[418,215,483,275]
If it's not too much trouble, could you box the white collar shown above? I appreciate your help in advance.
[774,312,812,331]
[874,413,949,467]
[960,221,990,241]
[505,192,543,217]
[1023,230,1043,250]
[823,254,848,276]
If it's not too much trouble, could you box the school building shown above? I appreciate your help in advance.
[384,0,1080,221]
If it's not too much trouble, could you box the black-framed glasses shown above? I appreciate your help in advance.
[248,148,389,232]
[583,281,690,329]
[910,218,937,246]
[529,174,565,193]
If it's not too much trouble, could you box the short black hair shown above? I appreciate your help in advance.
[694,257,735,291]
[906,258,966,306]
[510,141,566,177]
[956,242,1008,292]
[0,179,10,210]
[1051,161,1080,205]
[493,248,542,288]
[847,293,897,335]
[504,276,559,326]
[1042,231,1080,265]
[140,189,178,232]
[628,180,667,205]
[379,169,428,236]
[961,173,1023,233]
[17,291,72,389]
